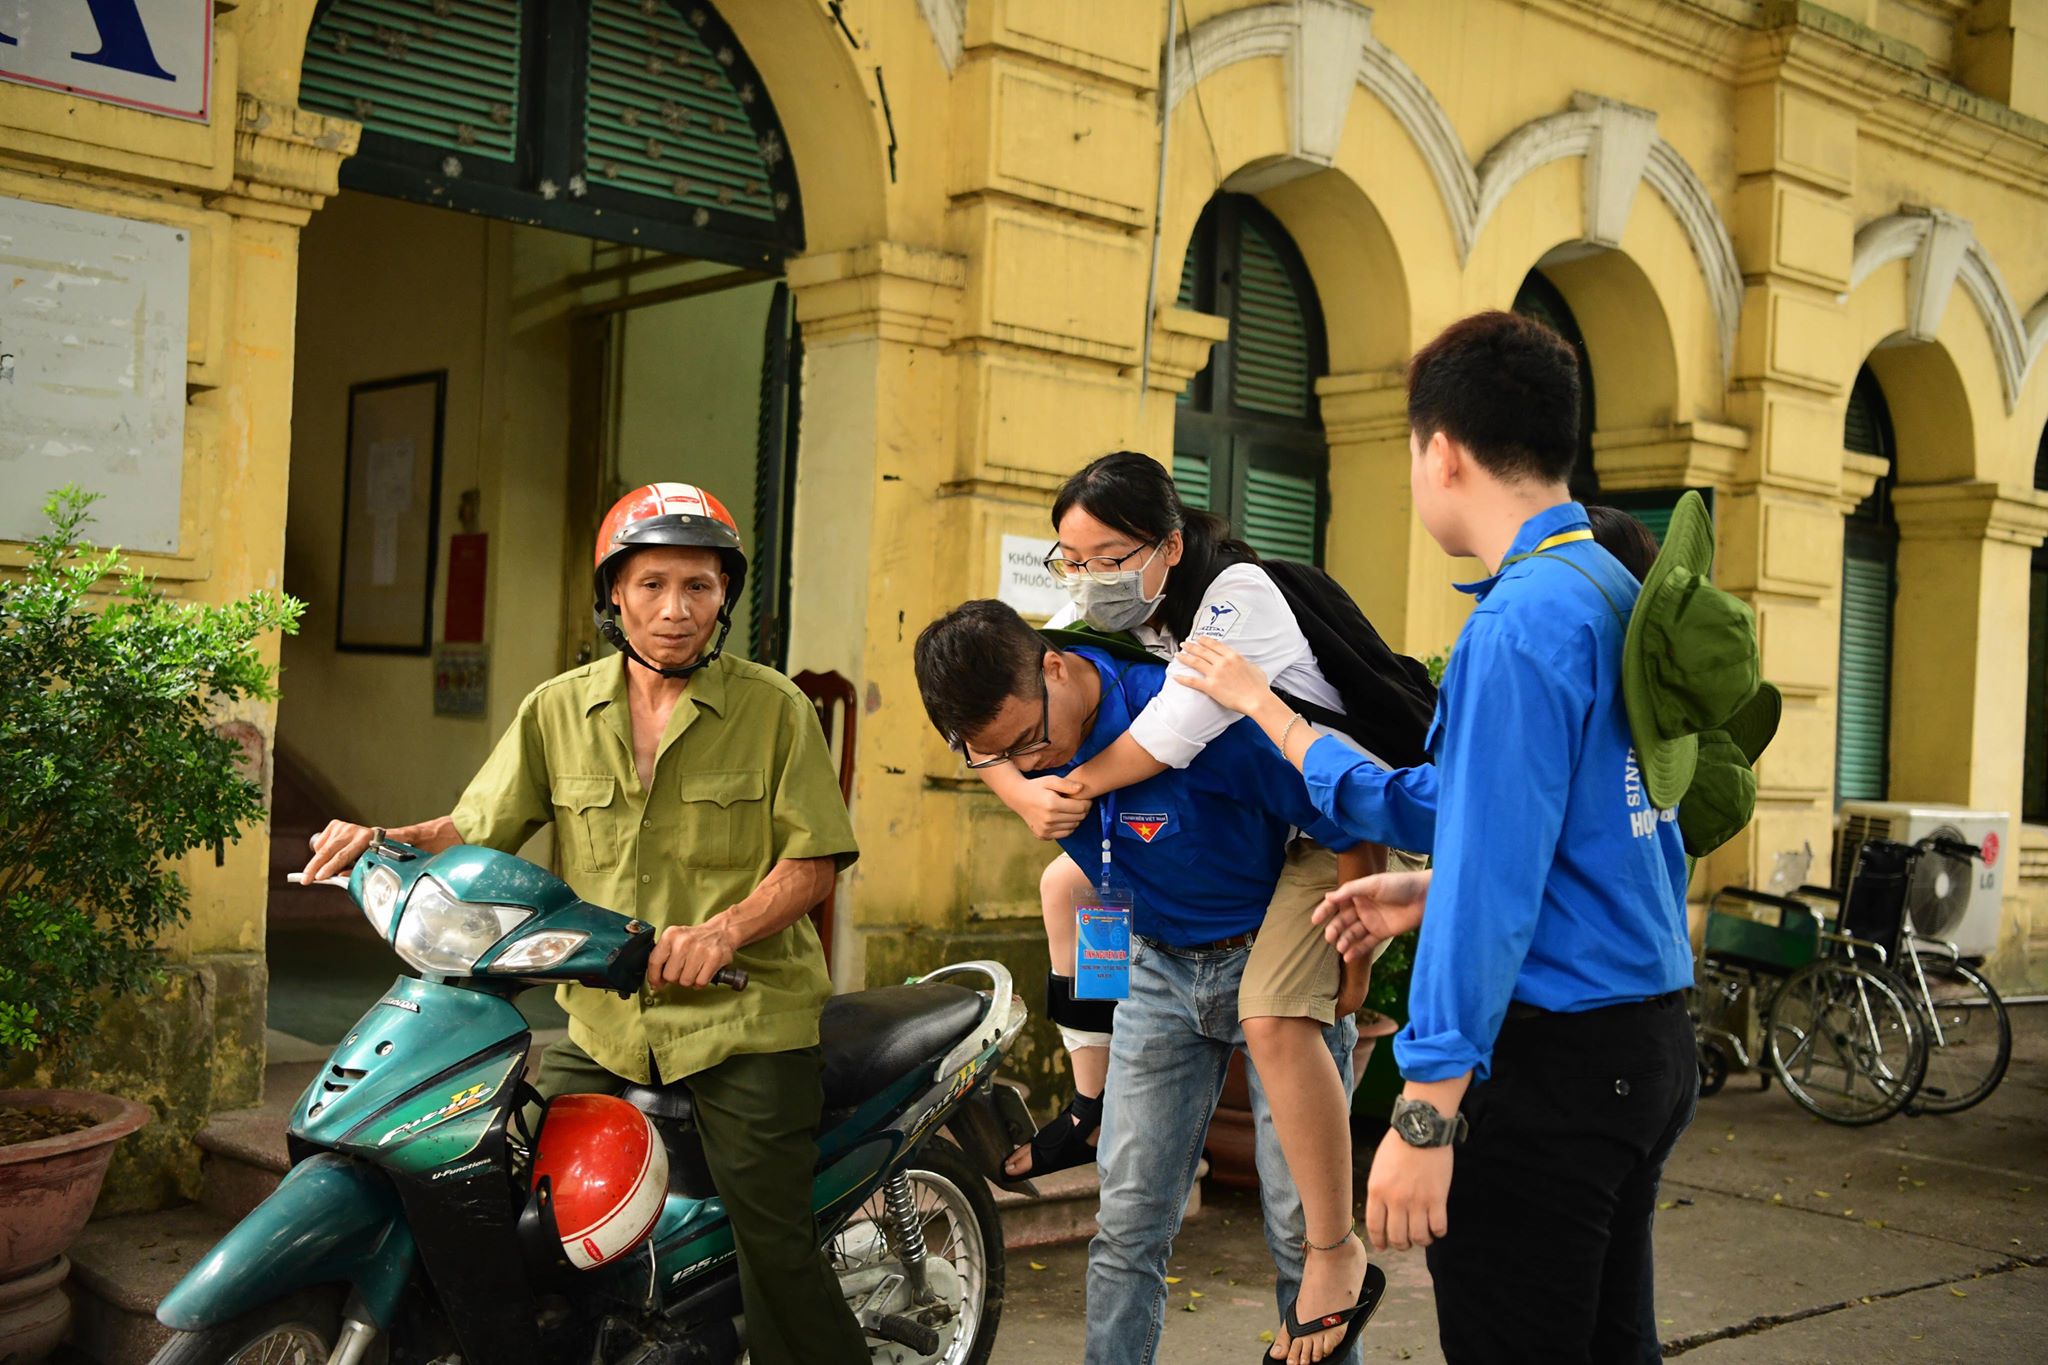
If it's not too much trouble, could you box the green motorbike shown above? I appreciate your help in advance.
[149,834,1036,1365]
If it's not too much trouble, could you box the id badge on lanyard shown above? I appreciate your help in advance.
[1073,797,1133,1001]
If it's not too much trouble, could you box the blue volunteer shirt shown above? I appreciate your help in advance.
[1036,647,1359,947]
[1301,504,1691,1082]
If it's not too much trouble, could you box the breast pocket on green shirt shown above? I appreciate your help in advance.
[674,769,767,870]
[552,775,622,873]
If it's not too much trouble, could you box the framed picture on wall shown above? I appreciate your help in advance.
[336,371,446,654]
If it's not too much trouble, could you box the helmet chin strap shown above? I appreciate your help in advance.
[597,611,732,680]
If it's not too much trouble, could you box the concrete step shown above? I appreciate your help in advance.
[993,1159,1206,1250]
[65,1205,235,1365]
[193,1061,313,1221]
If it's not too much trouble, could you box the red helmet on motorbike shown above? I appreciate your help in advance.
[592,482,748,677]
[529,1094,669,1270]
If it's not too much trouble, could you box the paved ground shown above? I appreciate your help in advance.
[992,1005,2048,1363]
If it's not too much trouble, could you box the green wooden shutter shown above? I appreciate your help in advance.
[302,0,522,160]
[1172,451,1212,511]
[1231,219,1313,419]
[1241,464,1318,561]
[1836,533,1894,802]
[584,0,783,222]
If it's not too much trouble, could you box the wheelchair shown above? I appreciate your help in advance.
[1691,839,1929,1125]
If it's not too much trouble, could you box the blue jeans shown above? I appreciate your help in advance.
[1085,936,1362,1365]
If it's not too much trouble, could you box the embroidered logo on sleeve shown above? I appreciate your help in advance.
[1120,812,1170,842]
[1194,601,1243,640]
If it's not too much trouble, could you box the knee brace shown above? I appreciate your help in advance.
[1046,970,1117,1035]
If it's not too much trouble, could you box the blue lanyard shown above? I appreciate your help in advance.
[1097,794,1117,891]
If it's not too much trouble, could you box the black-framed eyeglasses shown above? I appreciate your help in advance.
[1041,539,1163,585]
[954,678,1052,769]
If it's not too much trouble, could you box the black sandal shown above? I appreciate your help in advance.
[1260,1263,1385,1363]
[1008,1091,1103,1179]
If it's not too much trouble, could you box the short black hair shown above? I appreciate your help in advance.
[1407,310,1582,486]
[1586,505,1659,582]
[913,600,1047,747]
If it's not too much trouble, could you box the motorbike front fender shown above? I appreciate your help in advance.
[157,1153,417,1332]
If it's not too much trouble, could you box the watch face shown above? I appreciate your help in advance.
[1397,1107,1432,1144]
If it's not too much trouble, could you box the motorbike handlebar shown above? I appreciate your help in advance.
[606,926,748,995]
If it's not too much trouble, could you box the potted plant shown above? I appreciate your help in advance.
[1,489,300,1359]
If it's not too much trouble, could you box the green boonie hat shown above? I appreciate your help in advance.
[1676,681,1780,857]
[1721,679,1782,766]
[1622,491,1761,810]
[1679,731,1758,857]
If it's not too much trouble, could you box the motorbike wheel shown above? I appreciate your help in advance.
[147,1287,390,1365]
[829,1136,1005,1365]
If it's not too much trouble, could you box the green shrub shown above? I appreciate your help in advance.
[1,489,302,1057]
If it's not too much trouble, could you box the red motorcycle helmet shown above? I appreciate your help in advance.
[528,1094,669,1270]
[592,482,748,677]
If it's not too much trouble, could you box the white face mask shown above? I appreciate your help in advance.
[1063,544,1169,633]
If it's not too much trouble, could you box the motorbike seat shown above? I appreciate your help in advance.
[619,983,988,1196]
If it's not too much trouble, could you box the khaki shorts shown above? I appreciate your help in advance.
[1239,840,1405,1024]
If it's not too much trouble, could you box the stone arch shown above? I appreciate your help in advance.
[1165,0,1475,275]
[1844,257,1986,485]
[1163,2,1740,385]
[1511,243,1683,445]
[1472,98,1741,380]
[1849,209,2035,416]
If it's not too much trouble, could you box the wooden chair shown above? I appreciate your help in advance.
[791,669,857,971]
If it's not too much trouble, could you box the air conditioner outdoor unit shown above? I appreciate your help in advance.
[1834,802,2011,959]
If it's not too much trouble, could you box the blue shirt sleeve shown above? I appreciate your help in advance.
[1207,723,1360,854]
[1299,737,1439,852]
[1393,619,1586,1083]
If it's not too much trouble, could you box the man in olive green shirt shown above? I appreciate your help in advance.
[302,482,869,1364]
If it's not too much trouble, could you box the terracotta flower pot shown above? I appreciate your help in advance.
[0,1088,151,1363]
[1204,1013,1400,1190]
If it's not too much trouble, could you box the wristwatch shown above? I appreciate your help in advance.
[1389,1097,1468,1148]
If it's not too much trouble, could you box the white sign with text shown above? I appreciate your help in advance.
[998,533,1069,620]
[0,0,213,122]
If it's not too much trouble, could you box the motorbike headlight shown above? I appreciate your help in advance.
[394,875,531,976]
[361,865,403,939]
[489,930,590,974]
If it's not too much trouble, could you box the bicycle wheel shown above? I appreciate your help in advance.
[1904,953,2012,1115]
[1765,959,1926,1125]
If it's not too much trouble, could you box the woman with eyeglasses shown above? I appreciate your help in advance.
[976,450,1431,1365]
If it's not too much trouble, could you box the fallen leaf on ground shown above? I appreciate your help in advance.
[1864,1218,1885,1229]
[1258,1331,1275,1344]
[1813,1190,1831,1199]
[1951,1287,1968,1298]
[1771,1193,1785,1205]
[1657,1200,1675,1211]
[1028,1262,1046,1272]
[1165,1276,1182,1284]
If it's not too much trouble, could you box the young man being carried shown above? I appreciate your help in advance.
[914,601,1424,1365]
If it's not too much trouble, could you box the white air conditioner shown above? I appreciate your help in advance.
[1834,802,2011,958]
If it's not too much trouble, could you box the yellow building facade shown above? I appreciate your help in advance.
[5,0,2048,1201]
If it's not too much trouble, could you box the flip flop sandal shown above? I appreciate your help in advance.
[1010,1091,1103,1179]
[1259,1263,1386,1363]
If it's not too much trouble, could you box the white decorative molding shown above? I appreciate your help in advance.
[1576,95,1658,249]
[1166,9,1741,379]
[1170,3,1479,249]
[918,0,966,75]
[1849,209,2033,412]
[1475,98,1741,377]
[1641,139,1743,380]
[2027,295,2048,386]
[1351,16,1479,255]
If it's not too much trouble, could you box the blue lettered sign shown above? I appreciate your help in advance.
[0,0,213,123]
